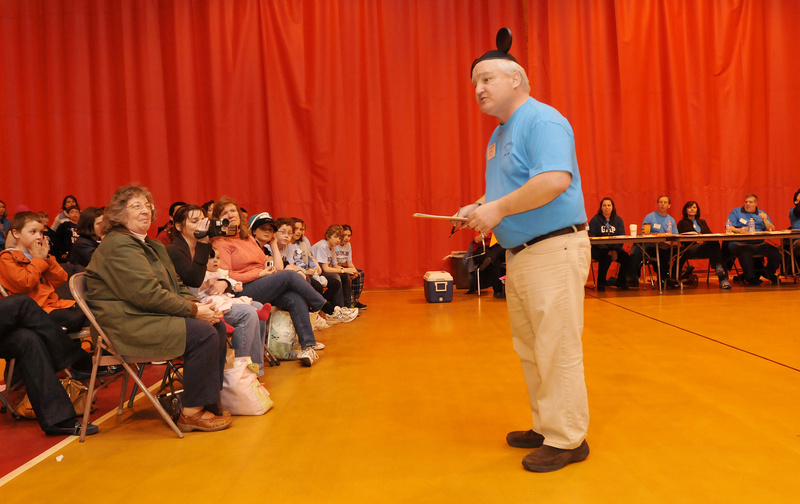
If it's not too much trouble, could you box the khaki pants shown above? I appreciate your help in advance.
[505,229,590,449]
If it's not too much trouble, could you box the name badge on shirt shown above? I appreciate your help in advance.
[739,218,748,225]
[487,143,496,160]
[653,223,662,230]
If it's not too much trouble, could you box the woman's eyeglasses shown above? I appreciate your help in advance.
[127,202,154,212]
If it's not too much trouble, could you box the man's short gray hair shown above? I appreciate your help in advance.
[494,59,530,93]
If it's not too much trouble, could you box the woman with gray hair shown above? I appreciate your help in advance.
[85,184,231,432]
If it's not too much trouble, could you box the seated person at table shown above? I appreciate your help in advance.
[587,197,630,291]
[0,211,87,334]
[789,188,800,264]
[725,193,780,285]
[676,201,731,289]
[0,295,101,436]
[627,195,678,287]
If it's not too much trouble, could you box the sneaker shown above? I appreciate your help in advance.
[326,306,357,325]
[314,314,331,330]
[312,342,325,350]
[521,440,590,472]
[353,301,367,310]
[297,348,319,367]
[719,278,732,289]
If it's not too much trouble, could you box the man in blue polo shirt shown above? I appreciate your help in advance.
[726,194,780,285]
[627,195,678,287]
[456,29,590,473]
[790,189,800,265]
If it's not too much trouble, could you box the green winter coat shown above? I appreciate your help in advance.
[85,229,198,357]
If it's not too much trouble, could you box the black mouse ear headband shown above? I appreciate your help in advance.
[471,27,518,76]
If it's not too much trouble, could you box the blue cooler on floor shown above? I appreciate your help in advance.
[424,271,453,303]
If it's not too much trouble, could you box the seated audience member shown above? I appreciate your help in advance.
[311,224,360,310]
[201,200,215,219]
[52,205,81,262]
[463,230,506,298]
[0,295,101,436]
[212,196,342,366]
[335,224,369,306]
[0,199,9,250]
[628,195,678,287]
[156,201,186,245]
[274,217,337,308]
[274,217,302,273]
[587,198,630,291]
[676,201,731,289]
[249,212,282,270]
[86,185,231,431]
[68,206,106,267]
[167,205,272,376]
[289,218,327,288]
[38,211,57,248]
[725,193,780,285]
[0,211,87,334]
[51,194,79,231]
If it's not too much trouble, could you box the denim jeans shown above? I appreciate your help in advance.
[239,270,324,349]
[225,302,267,376]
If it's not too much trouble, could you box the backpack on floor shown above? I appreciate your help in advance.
[267,310,300,360]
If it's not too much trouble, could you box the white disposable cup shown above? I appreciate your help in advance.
[629,224,637,237]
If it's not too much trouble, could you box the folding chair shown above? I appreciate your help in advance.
[69,272,184,441]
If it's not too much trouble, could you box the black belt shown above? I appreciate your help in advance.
[509,223,587,254]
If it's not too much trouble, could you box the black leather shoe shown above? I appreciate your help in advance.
[69,365,123,381]
[493,291,506,299]
[353,301,368,309]
[506,429,545,448]
[45,420,99,436]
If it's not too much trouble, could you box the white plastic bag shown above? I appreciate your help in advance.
[220,356,273,415]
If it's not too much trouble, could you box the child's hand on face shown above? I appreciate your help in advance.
[234,282,243,293]
[30,238,50,259]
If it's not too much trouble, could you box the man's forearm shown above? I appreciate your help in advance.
[494,171,571,218]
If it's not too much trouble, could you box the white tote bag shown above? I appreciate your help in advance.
[220,356,273,415]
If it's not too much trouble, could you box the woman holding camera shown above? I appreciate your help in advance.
[85,185,231,432]
[211,196,337,367]
[167,204,269,375]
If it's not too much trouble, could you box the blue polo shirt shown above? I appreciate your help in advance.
[642,212,677,234]
[484,97,587,249]
[726,207,771,248]
[789,208,800,230]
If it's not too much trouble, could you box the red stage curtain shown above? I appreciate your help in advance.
[1,1,798,287]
